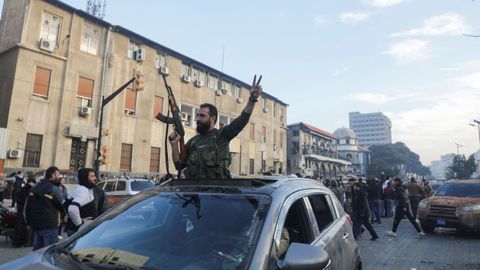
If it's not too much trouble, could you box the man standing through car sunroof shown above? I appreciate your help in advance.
[169,75,262,179]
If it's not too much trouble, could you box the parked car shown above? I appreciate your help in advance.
[97,178,155,207]
[417,179,480,233]
[0,176,362,270]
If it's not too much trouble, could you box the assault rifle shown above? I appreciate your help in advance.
[156,73,187,178]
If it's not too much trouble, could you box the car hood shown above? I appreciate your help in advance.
[0,250,60,270]
[428,196,480,207]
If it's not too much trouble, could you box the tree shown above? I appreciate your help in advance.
[367,142,431,179]
[446,154,478,179]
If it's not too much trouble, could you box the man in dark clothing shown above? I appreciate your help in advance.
[383,181,395,218]
[66,168,108,236]
[11,171,24,207]
[352,182,378,241]
[405,177,426,218]
[387,178,425,238]
[25,166,65,251]
[367,179,382,224]
[169,76,262,179]
[13,178,35,247]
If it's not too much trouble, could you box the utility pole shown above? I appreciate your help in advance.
[454,142,463,155]
[470,119,480,148]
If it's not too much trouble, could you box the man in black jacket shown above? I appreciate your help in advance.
[367,179,382,224]
[25,166,65,251]
[387,178,425,238]
[11,171,24,207]
[352,182,379,241]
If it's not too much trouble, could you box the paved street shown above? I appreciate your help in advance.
[357,217,480,270]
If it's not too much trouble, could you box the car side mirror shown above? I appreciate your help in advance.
[278,243,330,270]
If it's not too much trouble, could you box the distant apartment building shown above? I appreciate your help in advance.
[0,0,288,176]
[430,154,455,180]
[287,123,350,178]
[349,112,392,148]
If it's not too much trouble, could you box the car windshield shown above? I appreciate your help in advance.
[435,183,480,198]
[130,180,155,191]
[65,192,270,270]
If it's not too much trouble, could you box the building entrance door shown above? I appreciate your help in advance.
[70,138,87,171]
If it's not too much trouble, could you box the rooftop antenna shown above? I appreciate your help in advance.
[86,0,107,19]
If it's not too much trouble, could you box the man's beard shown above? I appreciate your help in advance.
[196,121,210,134]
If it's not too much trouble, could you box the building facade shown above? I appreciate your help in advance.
[333,127,370,176]
[349,111,392,148]
[429,153,455,180]
[287,123,350,178]
[0,0,288,176]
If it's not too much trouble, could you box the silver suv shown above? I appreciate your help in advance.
[1,176,362,270]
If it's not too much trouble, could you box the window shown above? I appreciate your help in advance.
[280,133,284,148]
[233,85,241,98]
[76,77,94,107]
[219,115,229,129]
[249,159,254,175]
[273,130,277,146]
[104,181,115,192]
[40,12,61,46]
[280,108,284,125]
[273,103,277,118]
[262,98,268,111]
[127,40,140,58]
[262,126,266,143]
[181,64,191,77]
[192,68,205,85]
[155,53,167,68]
[292,142,299,155]
[116,181,126,191]
[220,81,232,95]
[280,198,314,253]
[120,143,133,171]
[292,129,299,136]
[250,123,255,140]
[207,75,218,90]
[23,134,43,167]
[80,23,99,55]
[150,147,161,173]
[180,105,194,126]
[153,96,163,119]
[33,67,51,98]
[307,194,335,232]
[124,88,137,115]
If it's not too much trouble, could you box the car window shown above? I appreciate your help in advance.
[307,194,335,233]
[66,193,270,270]
[116,181,126,191]
[130,180,155,191]
[97,182,106,189]
[104,181,116,192]
[435,183,480,198]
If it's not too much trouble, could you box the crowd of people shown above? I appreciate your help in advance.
[1,167,107,250]
[298,173,433,241]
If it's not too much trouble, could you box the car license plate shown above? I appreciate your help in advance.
[437,218,446,225]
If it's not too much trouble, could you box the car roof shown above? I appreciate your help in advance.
[155,176,328,196]
[101,178,154,182]
[446,179,480,184]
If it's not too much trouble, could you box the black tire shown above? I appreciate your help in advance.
[421,222,435,233]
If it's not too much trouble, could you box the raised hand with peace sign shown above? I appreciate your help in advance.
[249,74,263,102]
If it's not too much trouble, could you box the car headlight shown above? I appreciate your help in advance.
[463,205,480,212]
[418,200,429,209]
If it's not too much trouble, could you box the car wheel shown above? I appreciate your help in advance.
[421,222,434,233]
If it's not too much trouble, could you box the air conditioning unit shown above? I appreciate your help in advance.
[79,106,91,116]
[39,38,55,52]
[182,75,191,83]
[236,97,243,103]
[194,80,204,88]
[215,90,222,96]
[134,48,146,62]
[8,149,23,159]
[263,108,269,113]
[159,66,169,75]
[221,88,228,95]
[273,144,278,151]
[181,112,189,122]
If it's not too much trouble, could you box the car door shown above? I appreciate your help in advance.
[305,193,343,269]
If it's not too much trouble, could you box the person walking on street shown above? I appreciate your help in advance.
[13,177,36,247]
[367,179,382,224]
[421,179,432,198]
[24,166,65,251]
[387,178,425,238]
[329,180,342,202]
[383,181,395,218]
[352,182,379,241]
[66,168,108,236]
[405,177,425,218]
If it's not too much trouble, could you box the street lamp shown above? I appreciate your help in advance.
[469,119,480,148]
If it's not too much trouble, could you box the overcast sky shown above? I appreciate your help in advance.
[3,0,480,165]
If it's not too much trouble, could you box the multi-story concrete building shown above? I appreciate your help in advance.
[430,154,455,180]
[0,0,288,176]
[349,111,392,148]
[287,123,350,178]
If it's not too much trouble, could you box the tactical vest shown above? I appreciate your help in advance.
[184,129,231,179]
